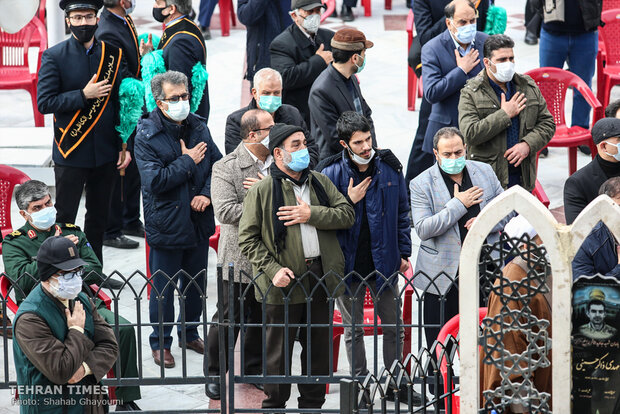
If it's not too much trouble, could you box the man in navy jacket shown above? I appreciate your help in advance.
[420,0,487,155]
[320,112,419,403]
[134,71,222,368]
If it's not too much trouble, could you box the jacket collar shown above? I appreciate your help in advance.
[290,23,316,50]
[327,65,356,111]
[140,108,205,139]
[233,142,260,169]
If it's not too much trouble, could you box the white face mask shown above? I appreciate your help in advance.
[50,271,83,300]
[347,145,375,165]
[491,60,516,83]
[604,141,620,161]
[302,13,320,34]
[124,0,135,14]
[164,100,190,122]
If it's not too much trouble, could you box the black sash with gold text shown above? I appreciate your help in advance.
[158,17,206,59]
[54,41,122,159]
[125,15,141,78]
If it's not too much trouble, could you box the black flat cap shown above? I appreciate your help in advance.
[59,0,103,12]
[37,236,87,281]
[291,0,326,11]
[269,124,304,153]
[592,117,620,144]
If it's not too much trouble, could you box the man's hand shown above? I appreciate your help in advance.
[139,33,154,56]
[277,196,311,226]
[243,173,265,189]
[316,43,333,65]
[65,301,85,330]
[504,142,530,167]
[272,267,295,288]
[454,184,484,208]
[347,177,372,204]
[117,150,132,170]
[464,217,477,230]
[82,74,112,100]
[190,195,211,212]
[54,227,79,245]
[454,48,480,74]
[399,258,409,273]
[67,365,86,384]
[500,92,527,118]
[181,140,206,164]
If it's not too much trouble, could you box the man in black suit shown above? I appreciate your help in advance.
[564,118,620,224]
[308,28,376,160]
[96,0,144,251]
[37,0,131,265]
[270,0,334,126]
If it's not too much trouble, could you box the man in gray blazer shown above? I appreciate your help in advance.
[410,126,511,349]
[204,109,274,399]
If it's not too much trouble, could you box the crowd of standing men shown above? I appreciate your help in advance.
[1,0,620,412]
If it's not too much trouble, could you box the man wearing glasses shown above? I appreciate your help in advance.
[37,0,131,269]
[134,71,222,369]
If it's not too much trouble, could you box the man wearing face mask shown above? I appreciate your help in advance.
[419,0,487,157]
[458,34,554,191]
[2,180,143,411]
[564,119,620,225]
[135,71,222,368]
[12,236,118,413]
[37,0,131,266]
[141,0,210,122]
[96,0,146,251]
[270,0,334,127]
[204,109,274,400]
[224,68,319,167]
[309,28,376,160]
[319,112,422,404]
[238,123,354,411]
[410,127,510,351]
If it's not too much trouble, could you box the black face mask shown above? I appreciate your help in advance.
[69,23,98,44]
[152,6,168,22]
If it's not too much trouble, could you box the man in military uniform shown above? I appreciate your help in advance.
[1,180,142,411]
[578,289,618,340]
[96,0,144,250]
[37,0,131,266]
[142,0,210,122]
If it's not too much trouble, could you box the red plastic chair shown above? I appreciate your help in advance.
[525,67,600,176]
[435,308,488,414]
[146,225,220,299]
[0,165,31,254]
[406,10,423,111]
[532,180,550,208]
[320,0,336,23]
[29,0,47,48]
[218,0,236,37]
[360,0,392,17]
[597,10,620,110]
[0,17,47,127]
[329,261,414,392]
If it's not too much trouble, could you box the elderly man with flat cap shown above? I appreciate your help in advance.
[564,117,620,224]
[238,123,354,411]
[13,236,118,414]
[37,0,131,267]
[309,28,377,160]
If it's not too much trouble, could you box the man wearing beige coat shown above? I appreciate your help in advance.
[204,109,274,400]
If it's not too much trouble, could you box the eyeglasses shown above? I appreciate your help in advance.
[57,269,84,280]
[162,93,190,102]
[252,125,274,133]
[68,14,97,24]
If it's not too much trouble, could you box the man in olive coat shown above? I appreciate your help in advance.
[238,124,354,411]
[458,34,554,191]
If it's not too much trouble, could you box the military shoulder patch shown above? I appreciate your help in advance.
[62,223,81,231]
[4,230,22,240]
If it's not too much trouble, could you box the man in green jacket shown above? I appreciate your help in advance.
[458,34,554,191]
[2,180,141,410]
[238,124,354,411]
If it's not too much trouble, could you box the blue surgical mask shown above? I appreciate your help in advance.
[284,148,310,172]
[50,270,83,300]
[259,95,282,113]
[124,0,135,14]
[355,54,366,73]
[451,21,476,44]
[439,156,466,175]
[29,206,57,230]
[604,141,620,162]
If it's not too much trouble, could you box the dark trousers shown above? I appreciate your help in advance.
[104,156,142,239]
[54,162,116,263]
[423,287,460,352]
[262,260,330,409]
[343,0,358,7]
[206,280,263,376]
[405,96,435,187]
[148,241,208,350]
[198,0,218,29]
